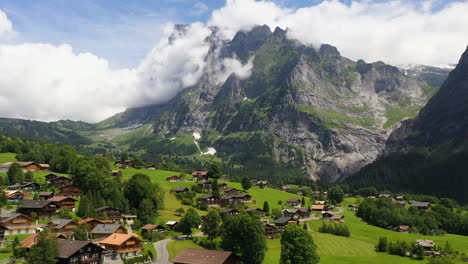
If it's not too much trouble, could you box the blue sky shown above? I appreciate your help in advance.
[0,0,462,67]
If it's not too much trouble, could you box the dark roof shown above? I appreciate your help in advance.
[59,184,80,190]
[287,199,301,203]
[220,208,238,213]
[8,182,38,188]
[50,219,76,229]
[50,176,71,181]
[274,217,294,224]
[0,213,33,223]
[173,248,234,264]
[96,206,122,212]
[198,195,217,199]
[246,208,263,212]
[57,239,103,259]
[19,200,58,209]
[174,187,189,192]
[39,192,54,196]
[141,224,163,230]
[90,224,123,234]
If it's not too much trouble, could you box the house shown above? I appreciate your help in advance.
[45,174,60,181]
[379,194,392,199]
[348,204,359,211]
[7,182,40,192]
[46,219,79,235]
[167,175,182,182]
[311,204,326,212]
[38,164,49,171]
[49,176,72,189]
[18,200,60,220]
[77,218,106,230]
[220,208,240,216]
[0,213,36,236]
[39,192,54,200]
[90,223,126,239]
[246,208,265,217]
[264,224,278,239]
[297,207,311,218]
[21,233,67,250]
[415,239,435,256]
[166,221,178,230]
[192,171,208,181]
[281,186,289,192]
[173,187,189,194]
[59,185,81,197]
[286,199,301,207]
[274,217,299,232]
[398,225,411,233]
[395,201,407,207]
[283,209,298,218]
[141,224,165,236]
[4,190,29,202]
[221,194,252,205]
[111,170,122,177]
[330,215,345,223]
[314,201,326,205]
[48,196,77,210]
[96,206,123,221]
[198,181,213,190]
[121,215,137,225]
[198,195,221,205]
[218,183,227,189]
[100,233,144,261]
[395,196,405,201]
[256,181,268,187]
[223,187,239,196]
[411,202,431,210]
[56,239,104,264]
[321,212,334,220]
[173,248,238,264]
[0,162,43,172]
[221,176,231,181]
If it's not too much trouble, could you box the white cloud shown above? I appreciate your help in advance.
[191,2,209,16]
[0,9,16,40]
[210,0,468,66]
[0,43,137,123]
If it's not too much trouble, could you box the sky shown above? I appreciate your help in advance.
[0,0,468,123]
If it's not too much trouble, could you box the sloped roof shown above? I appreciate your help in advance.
[57,239,103,259]
[274,217,294,224]
[100,233,142,246]
[19,200,57,209]
[173,248,234,264]
[48,196,77,202]
[0,213,33,224]
[50,219,76,229]
[96,206,122,212]
[90,224,123,234]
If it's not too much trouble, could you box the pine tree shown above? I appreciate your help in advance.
[263,201,270,215]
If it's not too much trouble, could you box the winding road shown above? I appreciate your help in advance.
[154,233,204,264]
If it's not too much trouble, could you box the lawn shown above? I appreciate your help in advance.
[143,243,157,261]
[167,239,203,260]
[5,234,31,241]
[0,153,17,164]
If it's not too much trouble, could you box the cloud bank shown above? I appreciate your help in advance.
[2,0,468,123]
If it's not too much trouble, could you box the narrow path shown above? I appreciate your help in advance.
[154,233,205,264]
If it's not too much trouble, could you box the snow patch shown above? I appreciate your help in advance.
[202,147,217,155]
[192,132,201,140]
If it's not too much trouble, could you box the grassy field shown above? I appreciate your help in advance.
[0,153,17,164]
[143,243,157,260]
[167,239,203,260]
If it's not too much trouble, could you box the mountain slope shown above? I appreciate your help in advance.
[347,47,468,202]
[95,25,437,182]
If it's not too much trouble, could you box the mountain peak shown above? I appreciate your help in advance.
[319,44,341,58]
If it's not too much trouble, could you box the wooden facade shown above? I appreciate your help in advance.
[57,239,104,264]
[100,233,144,261]
[48,196,77,209]
[0,213,36,236]
[59,185,81,197]
[18,200,60,220]
[96,206,123,221]
[49,176,72,189]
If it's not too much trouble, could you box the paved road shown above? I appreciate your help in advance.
[154,232,205,264]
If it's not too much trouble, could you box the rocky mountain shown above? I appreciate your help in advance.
[94,25,440,182]
[347,47,468,202]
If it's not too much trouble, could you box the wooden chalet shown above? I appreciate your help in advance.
[39,192,54,200]
[218,183,227,189]
[198,181,213,190]
[0,213,36,236]
[90,224,126,239]
[56,238,105,264]
[410,202,431,210]
[415,239,435,256]
[173,187,189,194]
[167,175,182,182]
[166,221,178,230]
[100,233,144,261]
[121,215,137,225]
[46,219,79,235]
[49,176,72,189]
[141,224,165,236]
[48,196,77,210]
[311,204,327,212]
[395,201,407,207]
[330,215,345,223]
[379,194,392,199]
[246,208,265,217]
[264,223,278,239]
[348,204,359,211]
[286,199,301,207]
[223,187,239,196]
[173,248,238,264]
[18,200,60,220]
[220,208,240,216]
[77,218,106,230]
[321,212,334,220]
[283,208,310,219]
[198,195,221,205]
[38,164,49,171]
[45,173,60,181]
[397,225,411,233]
[274,217,299,232]
[7,182,40,192]
[221,194,251,205]
[4,190,29,202]
[96,206,123,221]
[0,162,43,172]
[192,171,208,181]
[59,185,81,197]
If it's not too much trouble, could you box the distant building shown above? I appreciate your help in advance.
[90,224,126,239]
[96,206,123,221]
[220,208,240,216]
[0,162,44,172]
[18,200,60,220]
[100,233,144,261]
[167,175,182,182]
[286,199,301,207]
[59,185,81,198]
[192,171,208,181]
[45,219,79,236]
[274,217,299,232]
[264,224,278,239]
[48,196,77,210]
[415,239,435,256]
[173,248,238,264]
[39,192,54,200]
[7,182,40,192]
[173,187,189,194]
[0,213,36,236]
[410,202,431,210]
[49,176,72,189]
[56,239,105,264]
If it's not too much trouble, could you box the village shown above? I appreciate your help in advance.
[0,156,461,264]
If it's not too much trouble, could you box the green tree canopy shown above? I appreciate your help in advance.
[26,229,58,264]
[328,186,344,205]
[7,162,24,184]
[280,224,319,264]
[241,177,252,191]
[201,209,222,249]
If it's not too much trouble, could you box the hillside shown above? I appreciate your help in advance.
[347,47,468,202]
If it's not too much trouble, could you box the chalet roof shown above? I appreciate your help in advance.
[39,164,49,168]
[141,224,163,230]
[166,221,178,226]
[111,170,121,174]
[220,208,238,213]
[0,161,35,168]
[198,195,218,199]
[49,176,71,182]
[19,200,58,209]
[45,174,60,179]
[4,190,27,198]
[416,239,434,248]
[48,196,77,202]
[286,199,301,203]
[274,217,294,224]
[192,171,208,176]
[224,187,237,192]
[411,202,430,207]
[39,192,54,196]
[77,218,104,225]
[174,187,189,192]
[167,175,181,179]
[90,224,123,234]
[100,233,142,246]
[312,205,325,210]
[399,225,411,231]
[8,182,38,188]
[314,201,326,205]
[57,239,102,259]
[59,184,80,190]
[246,208,263,212]
[50,219,76,229]
[21,233,67,249]
[0,213,33,224]
[96,206,122,212]
[297,207,310,213]
[283,209,298,214]
[173,248,234,264]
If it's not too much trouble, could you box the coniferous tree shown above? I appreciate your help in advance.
[263,201,270,215]
[241,177,252,192]
[24,171,34,182]
[376,237,388,252]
